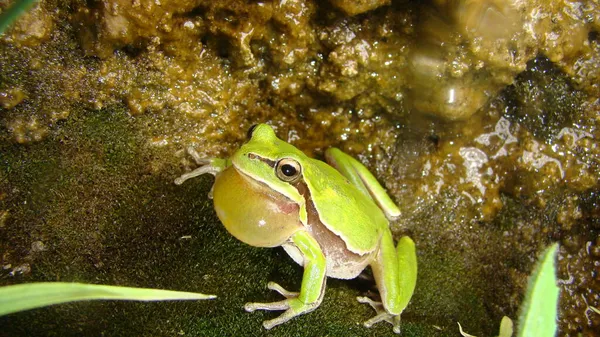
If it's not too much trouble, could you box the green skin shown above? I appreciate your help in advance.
[175,124,417,334]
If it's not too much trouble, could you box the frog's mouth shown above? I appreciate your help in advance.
[232,164,299,214]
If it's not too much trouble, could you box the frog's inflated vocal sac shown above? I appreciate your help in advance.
[175,124,417,333]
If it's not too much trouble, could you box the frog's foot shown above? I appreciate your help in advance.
[357,296,401,334]
[174,163,218,185]
[244,282,319,330]
[175,150,228,185]
[185,146,207,165]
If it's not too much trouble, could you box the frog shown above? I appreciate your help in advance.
[175,124,417,333]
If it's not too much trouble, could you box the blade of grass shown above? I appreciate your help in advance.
[0,282,216,316]
[0,0,38,35]
[517,243,559,337]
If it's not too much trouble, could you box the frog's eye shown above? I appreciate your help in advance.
[247,124,258,139]
[276,158,301,183]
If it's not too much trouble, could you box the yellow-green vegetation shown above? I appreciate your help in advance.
[0,0,599,336]
[0,282,215,316]
[458,244,559,337]
[517,244,559,337]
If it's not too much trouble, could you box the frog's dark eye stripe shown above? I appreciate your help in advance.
[276,158,301,183]
[247,153,276,167]
[247,124,258,139]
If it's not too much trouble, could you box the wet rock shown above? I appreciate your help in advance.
[0,87,26,109]
[329,0,390,16]
[504,57,585,141]
[73,0,202,57]
[405,1,535,120]
[0,2,54,47]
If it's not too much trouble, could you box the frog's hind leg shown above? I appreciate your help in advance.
[395,236,417,310]
[324,148,401,219]
[357,296,401,332]
[360,231,417,334]
[360,230,402,333]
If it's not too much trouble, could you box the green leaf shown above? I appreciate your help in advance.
[497,316,513,337]
[457,316,513,337]
[0,282,216,316]
[517,243,559,337]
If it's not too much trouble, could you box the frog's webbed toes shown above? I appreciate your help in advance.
[244,281,299,315]
[174,156,227,185]
[357,296,401,334]
[185,146,210,165]
[244,282,317,330]
[357,296,382,311]
[244,298,292,312]
[244,298,300,329]
[174,164,215,185]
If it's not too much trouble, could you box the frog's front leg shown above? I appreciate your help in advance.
[244,230,327,329]
[174,147,230,185]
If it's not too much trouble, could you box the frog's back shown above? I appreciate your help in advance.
[302,159,389,255]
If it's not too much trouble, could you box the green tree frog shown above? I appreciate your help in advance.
[175,124,417,333]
